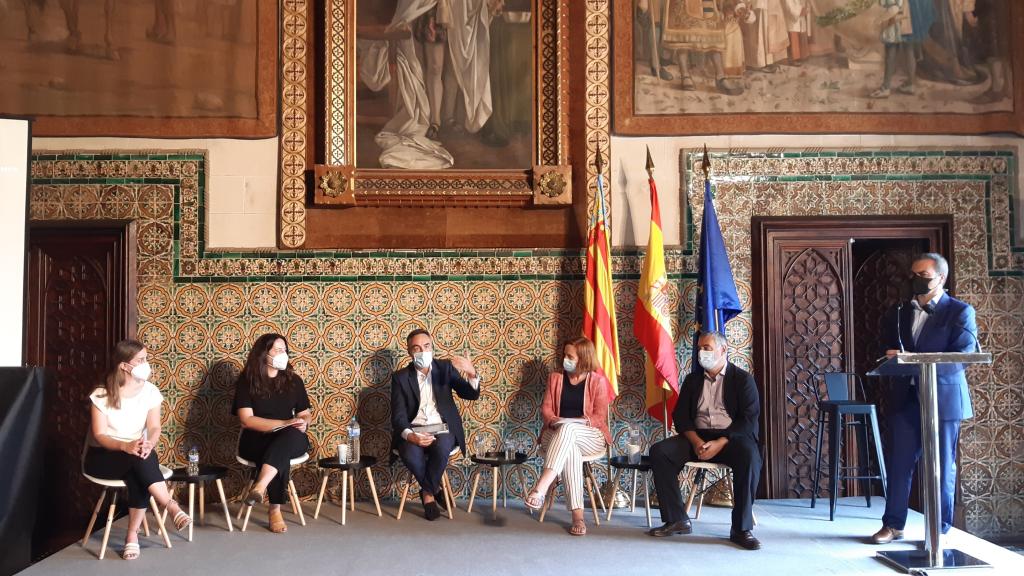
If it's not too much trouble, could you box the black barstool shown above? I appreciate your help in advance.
[811,372,887,520]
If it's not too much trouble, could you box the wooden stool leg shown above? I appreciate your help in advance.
[695,471,709,519]
[467,469,481,513]
[396,475,410,520]
[150,496,172,549]
[340,470,348,526]
[98,491,118,560]
[349,474,356,511]
[314,473,329,519]
[241,504,253,532]
[585,473,601,525]
[502,467,508,509]
[159,484,175,532]
[215,479,233,531]
[199,483,206,526]
[683,469,701,517]
[289,480,306,526]
[365,467,382,516]
[491,466,499,514]
[187,483,195,542]
[538,481,557,523]
[236,479,253,520]
[606,468,622,521]
[141,514,150,538]
[584,464,607,512]
[644,472,653,528]
[442,473,454,519]
[630,469,639,512]
[82,489,106,547]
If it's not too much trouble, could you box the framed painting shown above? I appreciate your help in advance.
[0,0,277,137]
[612,0,1024,135]
[288,0,587,249]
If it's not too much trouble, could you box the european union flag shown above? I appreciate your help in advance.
[691,155,741,373]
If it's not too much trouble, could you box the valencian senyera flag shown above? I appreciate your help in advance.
[692,150,742,373]
[635,152,680,425]
[583,155,621,398]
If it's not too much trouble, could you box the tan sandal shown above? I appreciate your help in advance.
[172,510,192,532]
[244,487,266,506]
[268,508,287,533]
[569,518,587,536]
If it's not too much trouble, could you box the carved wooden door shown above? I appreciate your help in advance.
[25,223,135,559]
[752,217,950,500]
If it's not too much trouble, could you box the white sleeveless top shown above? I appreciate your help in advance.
[89,382,163,442]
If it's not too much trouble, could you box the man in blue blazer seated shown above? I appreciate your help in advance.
[391,328,481,520]
[647,331,762,550]
[871,252,978,544]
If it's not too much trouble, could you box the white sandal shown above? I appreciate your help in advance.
[524,490,545,512]
[122,542,140,560]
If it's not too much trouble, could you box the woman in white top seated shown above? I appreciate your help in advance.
[84,339,191,560]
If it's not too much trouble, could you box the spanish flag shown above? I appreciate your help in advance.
[635,149,679,425]
[583,152,620,398]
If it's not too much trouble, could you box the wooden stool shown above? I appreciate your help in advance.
[605,455,653,527]
[466,451,529,516]
[81,465,174,559]
[314,455,382,525]
[393,447,459,520]
[161,465,233,541]
[235,452,309,531]
[682,461,757,525]
[538,454,606,525]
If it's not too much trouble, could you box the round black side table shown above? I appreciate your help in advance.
[466,451,529,514]
[315,456,381,525]
[606,455,652,527]
[166,465,233,541]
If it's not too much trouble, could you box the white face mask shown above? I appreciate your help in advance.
[698,350,719,372]
[563,357,577,373]
[270,352,289,370]
[413,350,433,370]
[130,361,152,381]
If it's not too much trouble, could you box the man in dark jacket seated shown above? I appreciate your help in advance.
[647,330,762,550]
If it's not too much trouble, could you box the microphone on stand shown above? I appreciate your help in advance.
[954,320,983,354]
[895,302,905,353]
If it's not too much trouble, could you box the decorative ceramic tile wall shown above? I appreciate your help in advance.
[30,149,1022,539]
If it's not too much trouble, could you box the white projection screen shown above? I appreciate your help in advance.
[0,117,31,367]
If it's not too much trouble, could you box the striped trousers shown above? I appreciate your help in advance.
[541,422,606,510]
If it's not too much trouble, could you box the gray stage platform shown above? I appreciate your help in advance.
[20,497,1024,576]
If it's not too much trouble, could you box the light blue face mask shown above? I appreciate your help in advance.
[563,357,577,373]
[413,350,433,369]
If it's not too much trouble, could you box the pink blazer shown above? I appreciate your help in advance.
[540,371,611,443]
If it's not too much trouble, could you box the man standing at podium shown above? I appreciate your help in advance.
[871,253,977,544]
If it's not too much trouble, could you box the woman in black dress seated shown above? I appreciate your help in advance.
[233,333,312,533]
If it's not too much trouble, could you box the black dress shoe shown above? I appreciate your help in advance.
[424,501,441,521]
[647,520,692,537]
[729,530,761,550]
[434,491,448,511]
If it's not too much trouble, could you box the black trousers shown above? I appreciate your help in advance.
[239,427,309,505]
[397,432,456,495]
[84,447,165,509]
[649,431,761,532]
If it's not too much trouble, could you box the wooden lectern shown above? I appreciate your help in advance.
[869,352,992,572]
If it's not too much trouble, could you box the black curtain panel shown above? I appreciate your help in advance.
[0,367,46,576]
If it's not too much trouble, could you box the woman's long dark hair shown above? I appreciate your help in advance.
[97,339,146,410]
[242,333,294,397]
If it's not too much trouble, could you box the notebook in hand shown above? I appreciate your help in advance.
[410,422,450,435]
[552,417,587,427]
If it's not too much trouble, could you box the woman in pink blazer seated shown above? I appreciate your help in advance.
[524,336,611,536]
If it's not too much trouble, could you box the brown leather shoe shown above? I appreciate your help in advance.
[871,526,904,544]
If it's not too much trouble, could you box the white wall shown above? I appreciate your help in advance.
[32,137,279,249]
[611,134,1024,248]
[0,118,30,366]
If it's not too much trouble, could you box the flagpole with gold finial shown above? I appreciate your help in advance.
[646,146,671,439]
[700,144,720,335]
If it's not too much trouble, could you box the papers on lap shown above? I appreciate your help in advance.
[411,422,450,435]
[552,418,587,427]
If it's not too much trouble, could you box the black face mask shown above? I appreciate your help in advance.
[911,276,935,296]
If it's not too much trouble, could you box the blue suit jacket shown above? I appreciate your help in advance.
[390,359,480,453]
[881,292,976,421]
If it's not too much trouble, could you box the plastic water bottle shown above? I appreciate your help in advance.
[627,426,642,465]
[348,417,361,463]
[187,445,200,476]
